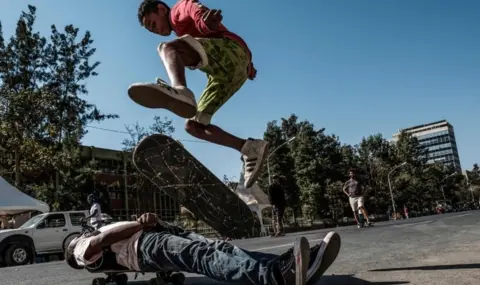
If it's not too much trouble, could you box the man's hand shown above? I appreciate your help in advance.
[202,9,223,31]
[137,213,157,228]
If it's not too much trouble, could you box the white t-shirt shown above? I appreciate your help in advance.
[89,203,102,226]
[73,222,142,271]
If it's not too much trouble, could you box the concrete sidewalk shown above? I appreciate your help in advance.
[318,212,480,285]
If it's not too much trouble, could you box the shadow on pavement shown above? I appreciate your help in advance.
[370,263,480,272]
[128,275,410,285]
[318,275,409,285]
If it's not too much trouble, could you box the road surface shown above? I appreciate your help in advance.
[1,211,480,285]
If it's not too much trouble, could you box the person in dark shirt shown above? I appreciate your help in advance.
[268,175,287,237]
[342,169,372,228]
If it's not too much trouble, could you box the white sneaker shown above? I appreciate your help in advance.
[275,236,310,285]
[128,78,197,118]
[241,138,269,188]
[294,237,310,285]
[306,232,341,283]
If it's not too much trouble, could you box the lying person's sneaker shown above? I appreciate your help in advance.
[272,236,310,285]
[306,231,341,284]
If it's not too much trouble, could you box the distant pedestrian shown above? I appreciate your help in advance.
[403,205,409,219]
[343,169,372,228]
[86,193,102,230]
[267,175,286,237]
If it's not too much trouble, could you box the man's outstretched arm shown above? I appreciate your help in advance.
[84,213,156,260]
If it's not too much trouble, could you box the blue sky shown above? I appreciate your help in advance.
[1,0,479,180]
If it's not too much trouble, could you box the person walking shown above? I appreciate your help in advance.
[404,205,409,219]
[343,169,372,228]
[86,194,103,230]
[268,175,287,237]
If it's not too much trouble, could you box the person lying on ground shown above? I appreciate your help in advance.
[65,213,340,285]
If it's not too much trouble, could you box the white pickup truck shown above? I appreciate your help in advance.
[0,211,89,267]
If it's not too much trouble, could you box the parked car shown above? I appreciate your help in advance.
[0,210,112,267]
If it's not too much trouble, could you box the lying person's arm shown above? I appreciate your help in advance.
[83,213,157,260]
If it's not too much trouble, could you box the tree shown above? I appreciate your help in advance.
[122,116,174,151]
[121,116,175,213]
[0,5,117,210]
[325,180,347,220]
[0,6,49,186]
[468,164,480,185]
[223,175,238,190]
[290,121,329,220]
[393,130,427,166]
[355,134,394,213]
[260,113,470,220]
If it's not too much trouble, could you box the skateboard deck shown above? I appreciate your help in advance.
[132,134,262,238]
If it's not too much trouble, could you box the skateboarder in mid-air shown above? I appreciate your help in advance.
[66,213,341,285]
[129,0,268,188]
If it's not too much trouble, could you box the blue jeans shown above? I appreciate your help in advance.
[137,225,280,285]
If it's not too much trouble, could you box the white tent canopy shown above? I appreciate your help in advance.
[234,167,271,236]
[0,177,50,216]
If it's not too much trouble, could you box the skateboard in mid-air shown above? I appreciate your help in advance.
[132,134,262,239]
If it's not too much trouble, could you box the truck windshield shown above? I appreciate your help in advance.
[19,214,46,229]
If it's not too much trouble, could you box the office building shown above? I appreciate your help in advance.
[392,120,461,172]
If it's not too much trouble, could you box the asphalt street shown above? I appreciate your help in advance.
[2,211,480,285]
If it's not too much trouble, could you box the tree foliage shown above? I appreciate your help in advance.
[122,116,174,152]
[0,5,117,210]
[252,114,472,221]
[121,116,175,213]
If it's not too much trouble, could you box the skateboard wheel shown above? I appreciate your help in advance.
[171,273,186,285]
[156,271,171,280]
[92,278,106,285]
[114,274,128,285]
[149,277,166,285]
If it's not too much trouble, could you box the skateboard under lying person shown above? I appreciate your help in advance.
[65,213,342,285]
[133,134,262,239]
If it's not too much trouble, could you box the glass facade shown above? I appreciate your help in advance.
[415,128,461,172]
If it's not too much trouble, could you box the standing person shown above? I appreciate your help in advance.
[342,169,372,228]
[129,0,268,188]
[268,175,286,237]
[387,205,392,220]
[86,194,103,230]
[403,205,409,219]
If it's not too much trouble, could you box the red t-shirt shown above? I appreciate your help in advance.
[170,0,254,69]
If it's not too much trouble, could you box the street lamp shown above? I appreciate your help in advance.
[387,162,407,216]
[440,172,456,202]
[267,136,296,184]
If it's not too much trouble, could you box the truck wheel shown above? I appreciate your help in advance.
[5,243,31,266]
